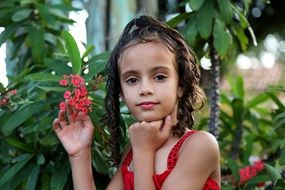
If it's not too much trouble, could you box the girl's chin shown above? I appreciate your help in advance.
[134,115,167,122]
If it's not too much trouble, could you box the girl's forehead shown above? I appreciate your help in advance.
[118,41,178,73]
[119,41,174,63]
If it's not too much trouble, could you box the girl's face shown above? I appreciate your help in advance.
[119,41,181,122]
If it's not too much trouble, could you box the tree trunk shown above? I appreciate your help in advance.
[209,47,220,138]
[85,0,108,53]
[230,123,243,159]
[108,0,137,49]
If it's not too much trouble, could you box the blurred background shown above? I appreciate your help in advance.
[0,0,284,189]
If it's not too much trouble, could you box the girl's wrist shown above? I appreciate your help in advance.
[133,148,155,158]
[69,147,92,160]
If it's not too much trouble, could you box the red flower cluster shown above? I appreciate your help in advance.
[58,75,92,117]
[0,89,17,107]
[239,160,265,185]
[0,97,9,106]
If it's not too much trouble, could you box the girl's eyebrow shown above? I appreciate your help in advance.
[121,70,138,79]
[151,66,171,72]
[121,66,171,79]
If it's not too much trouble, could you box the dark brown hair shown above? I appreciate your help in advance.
[103,15,205,164]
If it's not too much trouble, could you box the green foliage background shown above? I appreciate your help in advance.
[0,0,284,190]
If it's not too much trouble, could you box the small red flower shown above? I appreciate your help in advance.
[0,98,9,106]
[69,98,76,106]
[59,79,68,86]
[253,160,264,171]
[63,90,71,99]
[75,89,81,97]
[7,89,17,95]
[59,102,66,111]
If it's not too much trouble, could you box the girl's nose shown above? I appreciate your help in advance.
[139,81,154,96]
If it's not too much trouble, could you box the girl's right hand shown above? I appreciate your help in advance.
[53,105,94,158]
[129,116,172,153]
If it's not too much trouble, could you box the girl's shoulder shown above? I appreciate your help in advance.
[180,130,220,162]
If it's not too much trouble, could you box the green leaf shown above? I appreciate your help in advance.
[227,159,240,182]
[62,31,82,75]
[12,9,32,22]
[232,5,248,29]
[218,0,233,24]
[50,162,70,190]
[40,172,50,190]
[274,178,285,189]
[0,24,17,47]
[197,0,214,39]
[0,83,5,93]
[39,133,58,147]
[11,162,34,189]
[26,164,40,190]
[265,164,282,182]
[280,148,285,165]
[189,0,206,11]
[6,138,34,152]
[243,135,254,164]
[267,92,285,110]
[44,58,73,75]
[0,154,34,185]
[20,0,34,5]
[36,3,57,26]
[221,184,234,190]
[92,148,109,174]
[28,25,44,64]
[247,174,270,185]
[167,13,192,27]
[213,19,232,56]
[231,24,248,51]
[246,93,269,108]
[232,98,244,122]
[25,73,62,82]
[37,153,45,165]
[2,104,46,136]
[183,18,198,45]
[235,76,245,98]
[36,85,66,92]
[272,112,285,130]
[82,44,95,59]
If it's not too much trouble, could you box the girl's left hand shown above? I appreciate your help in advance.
[129,115,172,153]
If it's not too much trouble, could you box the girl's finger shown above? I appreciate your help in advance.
[53,118,61,134]
[161,115,172,137]
[77,112,94,129]
[58,110,68,128]
[66,102,75,124]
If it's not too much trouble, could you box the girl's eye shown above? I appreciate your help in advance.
[126,77,138,84]
[155,75,167,81]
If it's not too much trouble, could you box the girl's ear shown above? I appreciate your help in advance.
[178,87,183,98]
[119,92,125,102]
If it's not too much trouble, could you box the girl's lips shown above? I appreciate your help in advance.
[137,101,158,109]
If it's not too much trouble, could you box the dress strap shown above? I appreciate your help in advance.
[167,130,197,169]
[123,149,133,166]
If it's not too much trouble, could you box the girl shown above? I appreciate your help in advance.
[53,15,221,190]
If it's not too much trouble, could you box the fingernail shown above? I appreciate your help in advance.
[167,115,171,120]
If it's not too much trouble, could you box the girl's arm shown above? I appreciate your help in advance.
[162,131,221,190]
[53,108,125,190]
[129,116,172,190]
[69,149,96,190]
[53,110,96,190]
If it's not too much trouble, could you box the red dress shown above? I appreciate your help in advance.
[121,130,220,190]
